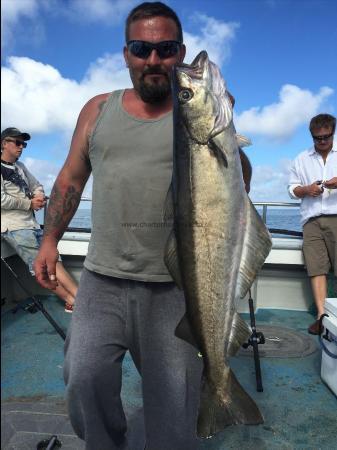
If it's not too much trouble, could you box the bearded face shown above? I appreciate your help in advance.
[124,17,185,105]
[131,65,171,104]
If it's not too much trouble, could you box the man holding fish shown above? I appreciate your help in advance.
[34,2,270,449]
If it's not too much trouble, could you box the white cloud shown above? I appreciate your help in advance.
[1,0,39,24]
[235,84,334,142]
[1,0,136,51]
[83,53,132,93]
[250,159,293,202]
[184,14,239,66]
[0,12,239,135]
[1,54,131,134]
[63,0,137,24]
[23,156,62,193]
[1,0,40,49]
[23,156,93,200]
[3,54,333,147]
[1,0,136,27]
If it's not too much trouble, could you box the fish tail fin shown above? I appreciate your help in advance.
[197,369,263,438]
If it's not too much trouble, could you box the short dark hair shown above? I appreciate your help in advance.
[125,2,183,43]
[309,114,336,134]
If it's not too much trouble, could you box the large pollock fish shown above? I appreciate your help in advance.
[164,51,272,438]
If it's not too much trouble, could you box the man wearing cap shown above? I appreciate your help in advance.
[1,127,78,312]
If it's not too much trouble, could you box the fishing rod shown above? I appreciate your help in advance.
[36,435,62,449]
[242,289,265,392]
[1,256,66,341]
[2,256,66,449]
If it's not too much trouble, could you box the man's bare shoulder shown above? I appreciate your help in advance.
[76,93,112,137]
[81,92,111,115]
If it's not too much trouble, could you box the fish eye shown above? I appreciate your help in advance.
[179,89,193,102]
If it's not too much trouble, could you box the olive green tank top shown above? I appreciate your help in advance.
[84,90,173,281]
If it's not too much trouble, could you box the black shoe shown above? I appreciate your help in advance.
[308,318,324,335]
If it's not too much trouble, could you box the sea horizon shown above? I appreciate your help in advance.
[37,204,302,235]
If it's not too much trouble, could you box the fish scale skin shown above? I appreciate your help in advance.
[175,126,245,365]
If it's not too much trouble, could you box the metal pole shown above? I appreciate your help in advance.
[262,204,267,224]
[248,294,263,392]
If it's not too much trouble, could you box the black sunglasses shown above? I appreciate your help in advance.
[5,138,27,148]
[127,40,181,59]
[312,133,334,142]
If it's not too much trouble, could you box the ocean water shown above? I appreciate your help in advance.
[255,207,302,233]
[52,205,302,235]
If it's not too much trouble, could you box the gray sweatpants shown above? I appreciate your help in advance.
[64,268,203,450]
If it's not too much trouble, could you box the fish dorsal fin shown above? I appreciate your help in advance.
[164,229,183,290]
[227,312,251,356]
[235,196,272,300]
[191,50,208,70]
[211,80,233,137]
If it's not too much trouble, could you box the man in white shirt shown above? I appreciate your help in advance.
[288,114,337,335]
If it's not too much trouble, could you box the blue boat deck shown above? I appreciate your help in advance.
[1,295,336,449]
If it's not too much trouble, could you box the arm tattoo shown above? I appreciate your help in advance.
[44,184,81,239]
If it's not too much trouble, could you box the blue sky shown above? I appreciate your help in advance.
[1,0,336,202]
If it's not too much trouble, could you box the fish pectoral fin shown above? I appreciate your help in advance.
[164,229,183,289]
[227,312,251,356]
[175,314,200,350]
[197,369,263,438]
[236,133,252,147]
[163,183,174,222]
[208,137,228,167]
[236,197,272,299]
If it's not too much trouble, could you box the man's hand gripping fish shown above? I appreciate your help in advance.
[164,51,272,438]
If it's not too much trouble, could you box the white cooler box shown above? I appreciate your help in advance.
[321,298,337,396]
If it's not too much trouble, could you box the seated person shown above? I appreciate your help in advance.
[1,127,77,312]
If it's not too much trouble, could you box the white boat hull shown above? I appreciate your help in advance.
[1,231,314,313]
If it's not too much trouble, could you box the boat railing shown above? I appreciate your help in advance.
[253,201,300,223]
[253,201,302,237]
[43,198,302,237]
